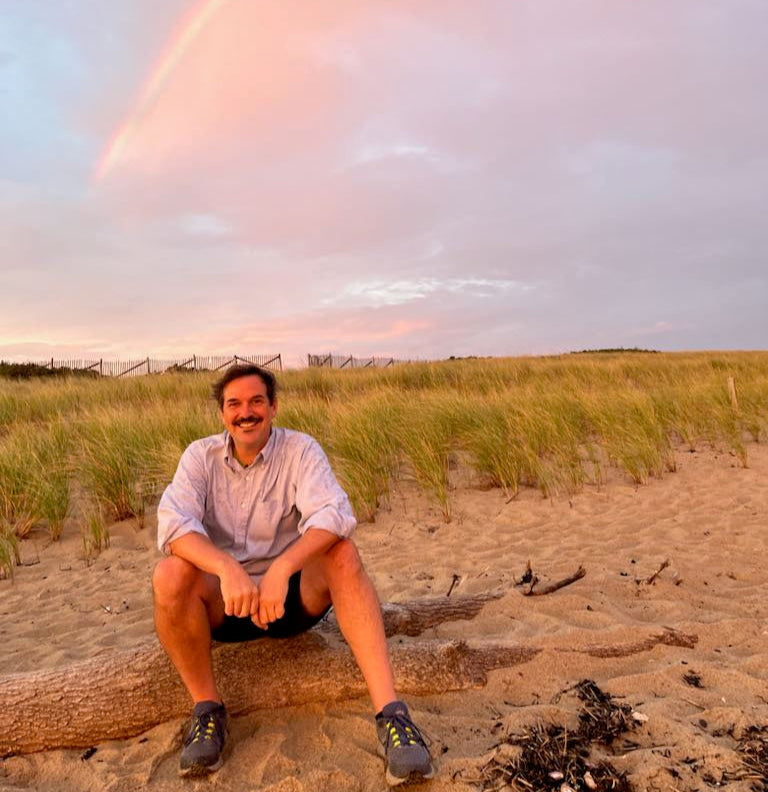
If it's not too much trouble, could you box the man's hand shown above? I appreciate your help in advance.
[219,561,260,619]
[255,561,291,628]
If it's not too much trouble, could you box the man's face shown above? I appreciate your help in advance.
[220,375,277,459]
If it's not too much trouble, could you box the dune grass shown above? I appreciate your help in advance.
[81,506,110,566]
[0,525,20,580]
[1,351,767,574]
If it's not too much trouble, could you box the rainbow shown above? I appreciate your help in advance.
[95,0,227,181]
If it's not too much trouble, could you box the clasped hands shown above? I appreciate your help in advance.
[219,561,290,630]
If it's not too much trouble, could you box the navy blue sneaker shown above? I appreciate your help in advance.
[376,701,435,785]
[179,700,228,777]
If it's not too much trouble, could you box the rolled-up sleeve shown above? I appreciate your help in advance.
[156,443,210,554]
[295,439,356,539]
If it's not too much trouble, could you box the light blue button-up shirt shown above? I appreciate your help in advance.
[157,427,356,580]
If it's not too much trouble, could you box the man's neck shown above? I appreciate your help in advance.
[230,430,271,467]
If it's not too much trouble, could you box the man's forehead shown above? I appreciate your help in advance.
[222,375,269,399]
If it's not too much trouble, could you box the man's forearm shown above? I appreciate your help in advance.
[255,527,341,626]
[168,532,241,578]
[269,527,341,577]
[169,532,262,619]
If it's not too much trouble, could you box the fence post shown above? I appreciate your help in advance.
[99,359,103,376]
[193,354,196,371]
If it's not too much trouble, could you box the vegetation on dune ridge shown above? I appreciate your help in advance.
[0,361,98,380]
[0,352,767,574]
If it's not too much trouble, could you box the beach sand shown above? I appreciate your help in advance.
[2,444,767,791]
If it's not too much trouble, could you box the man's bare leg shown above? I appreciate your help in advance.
[300,539,396,712]
[301,540,434,785]
[152,555,226,703]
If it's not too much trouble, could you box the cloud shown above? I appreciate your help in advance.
[327,277,535,307]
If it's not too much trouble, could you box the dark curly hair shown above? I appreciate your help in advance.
[211,364,278,408]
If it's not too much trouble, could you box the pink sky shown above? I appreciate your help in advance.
[1,0,766,365]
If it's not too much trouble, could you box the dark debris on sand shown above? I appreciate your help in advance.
[734,725,768,791]
[701,723,768,789]
[467,680,637,791]
[682,670,703,688]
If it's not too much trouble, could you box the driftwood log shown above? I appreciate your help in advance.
[0,592,507,755]
[0,636,537,756]
[0,593,698,756]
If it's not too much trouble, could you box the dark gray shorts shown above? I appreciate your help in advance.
[210,571,329,642]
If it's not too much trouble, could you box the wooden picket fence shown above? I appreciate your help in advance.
[34,354,282,377]
[307,353,402,369]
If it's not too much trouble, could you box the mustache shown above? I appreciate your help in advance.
[233,417,262,427]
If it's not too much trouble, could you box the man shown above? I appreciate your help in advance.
[153,363,434,786]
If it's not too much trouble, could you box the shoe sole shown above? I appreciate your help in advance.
[179,755,224,778]
[179,757,224,778]
[385,766,436,786]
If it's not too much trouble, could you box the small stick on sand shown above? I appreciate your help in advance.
[644,559,670,585]
[523,566,586,597]
[446,574,461,597]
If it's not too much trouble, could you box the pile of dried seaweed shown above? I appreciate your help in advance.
[735,725,768,792]
[471,680,638,792]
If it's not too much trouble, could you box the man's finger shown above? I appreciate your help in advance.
[224,596,237,617]
[251,605,267,629]
[251,613,267,629]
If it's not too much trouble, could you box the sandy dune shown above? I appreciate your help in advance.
[2,444,767,791]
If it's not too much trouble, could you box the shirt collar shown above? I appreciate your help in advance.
[260,426,277,463]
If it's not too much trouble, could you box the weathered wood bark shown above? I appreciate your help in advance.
[348,590,505,637]
[0,636,537,755]
[0,588,698,757]
[0,593,506,756]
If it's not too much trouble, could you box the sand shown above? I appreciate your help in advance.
[1,444,767,791]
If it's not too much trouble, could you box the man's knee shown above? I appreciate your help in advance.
[323,539,364,581]
[152,554,204,603]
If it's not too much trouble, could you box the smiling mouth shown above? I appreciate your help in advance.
[234,418,261,428]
